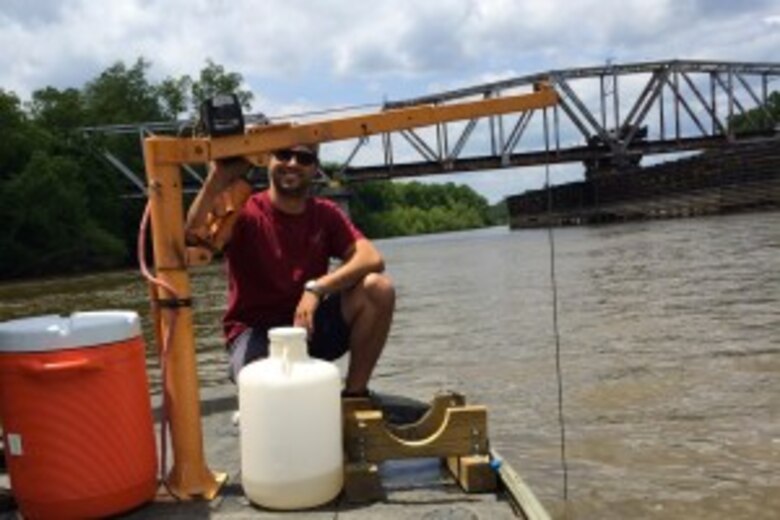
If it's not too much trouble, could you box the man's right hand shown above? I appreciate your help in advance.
[185,157,253,248]
[208,157,253,192]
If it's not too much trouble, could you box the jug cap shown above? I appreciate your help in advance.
[268,327,308,366]
[268,327,307,343]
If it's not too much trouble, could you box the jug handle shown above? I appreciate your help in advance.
[281,346,291,376]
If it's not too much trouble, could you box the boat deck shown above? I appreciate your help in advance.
[1,383,533,519]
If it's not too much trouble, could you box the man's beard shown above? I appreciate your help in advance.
[270,171,310,198]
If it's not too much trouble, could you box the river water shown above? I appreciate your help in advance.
[1,211,778,519]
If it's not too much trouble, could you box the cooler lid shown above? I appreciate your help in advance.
[0,311,141,352]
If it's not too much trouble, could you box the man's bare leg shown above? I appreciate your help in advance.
[341,273,395,394]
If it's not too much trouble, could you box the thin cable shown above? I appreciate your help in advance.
[137,201,179,497]
[266,101,383,122]
[543,107,569,502]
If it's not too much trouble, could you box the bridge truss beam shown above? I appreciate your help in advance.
[84,60,780,195]
[342,60,780,182]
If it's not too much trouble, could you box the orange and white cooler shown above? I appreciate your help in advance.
[0,311,158,519]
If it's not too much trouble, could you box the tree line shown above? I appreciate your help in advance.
[731,90,780,135]
[348,180,505,238]
[0,58,506,280]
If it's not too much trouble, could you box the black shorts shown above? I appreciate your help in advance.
[228,294,350,382]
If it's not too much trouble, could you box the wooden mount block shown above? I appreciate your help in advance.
[341,392,494,503]
[446,454,498,493]
[344,398,488,463]
[341,396,375,417]
[343,462,384,503]
[387,393,465,441]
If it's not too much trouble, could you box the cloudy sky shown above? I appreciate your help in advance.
[2,0,779,201]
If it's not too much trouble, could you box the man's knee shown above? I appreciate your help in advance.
[342,273,395,321]
[363,272,395,309]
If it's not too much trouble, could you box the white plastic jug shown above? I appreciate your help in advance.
[238,327,343,509]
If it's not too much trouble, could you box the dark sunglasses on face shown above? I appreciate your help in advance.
[272,149,318,166]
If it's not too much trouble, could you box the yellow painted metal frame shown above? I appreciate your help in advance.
[141,84,558,500]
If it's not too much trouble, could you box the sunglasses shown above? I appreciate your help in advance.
[272,149,318,166]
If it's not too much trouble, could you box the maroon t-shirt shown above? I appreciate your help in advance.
[222,191,364,345]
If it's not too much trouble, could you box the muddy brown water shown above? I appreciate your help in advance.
[1,211,778,519]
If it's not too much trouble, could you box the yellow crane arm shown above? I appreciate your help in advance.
[209,82,557,162]
[176,82,558,257]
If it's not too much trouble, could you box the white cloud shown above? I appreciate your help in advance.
[764,15,780,26]
[3,0,778,100]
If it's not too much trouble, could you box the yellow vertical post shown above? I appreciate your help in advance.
[143,137,224,499]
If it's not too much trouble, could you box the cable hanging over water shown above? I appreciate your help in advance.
[543,106,569,503]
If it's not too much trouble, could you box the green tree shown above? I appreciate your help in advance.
[80,58,163,198]
[28,87,86,133]
[731,91,780,134]
[0,89,44,180]
[0,152,125,277]
[190,59,253,113]
[0,57,258,280]
[350,180,494,238]
[156,76,192,120]
[83,58,165,125]
[26,84,127,238]
[487,199,508,225]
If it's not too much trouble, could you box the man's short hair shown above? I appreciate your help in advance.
[291,143,319,156]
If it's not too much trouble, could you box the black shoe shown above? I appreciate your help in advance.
[341,388,372,399]
[341,389,384,410]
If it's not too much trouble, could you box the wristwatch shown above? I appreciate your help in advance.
[304,280,325,298]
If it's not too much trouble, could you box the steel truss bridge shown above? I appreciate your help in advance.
[86,59,780,195]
